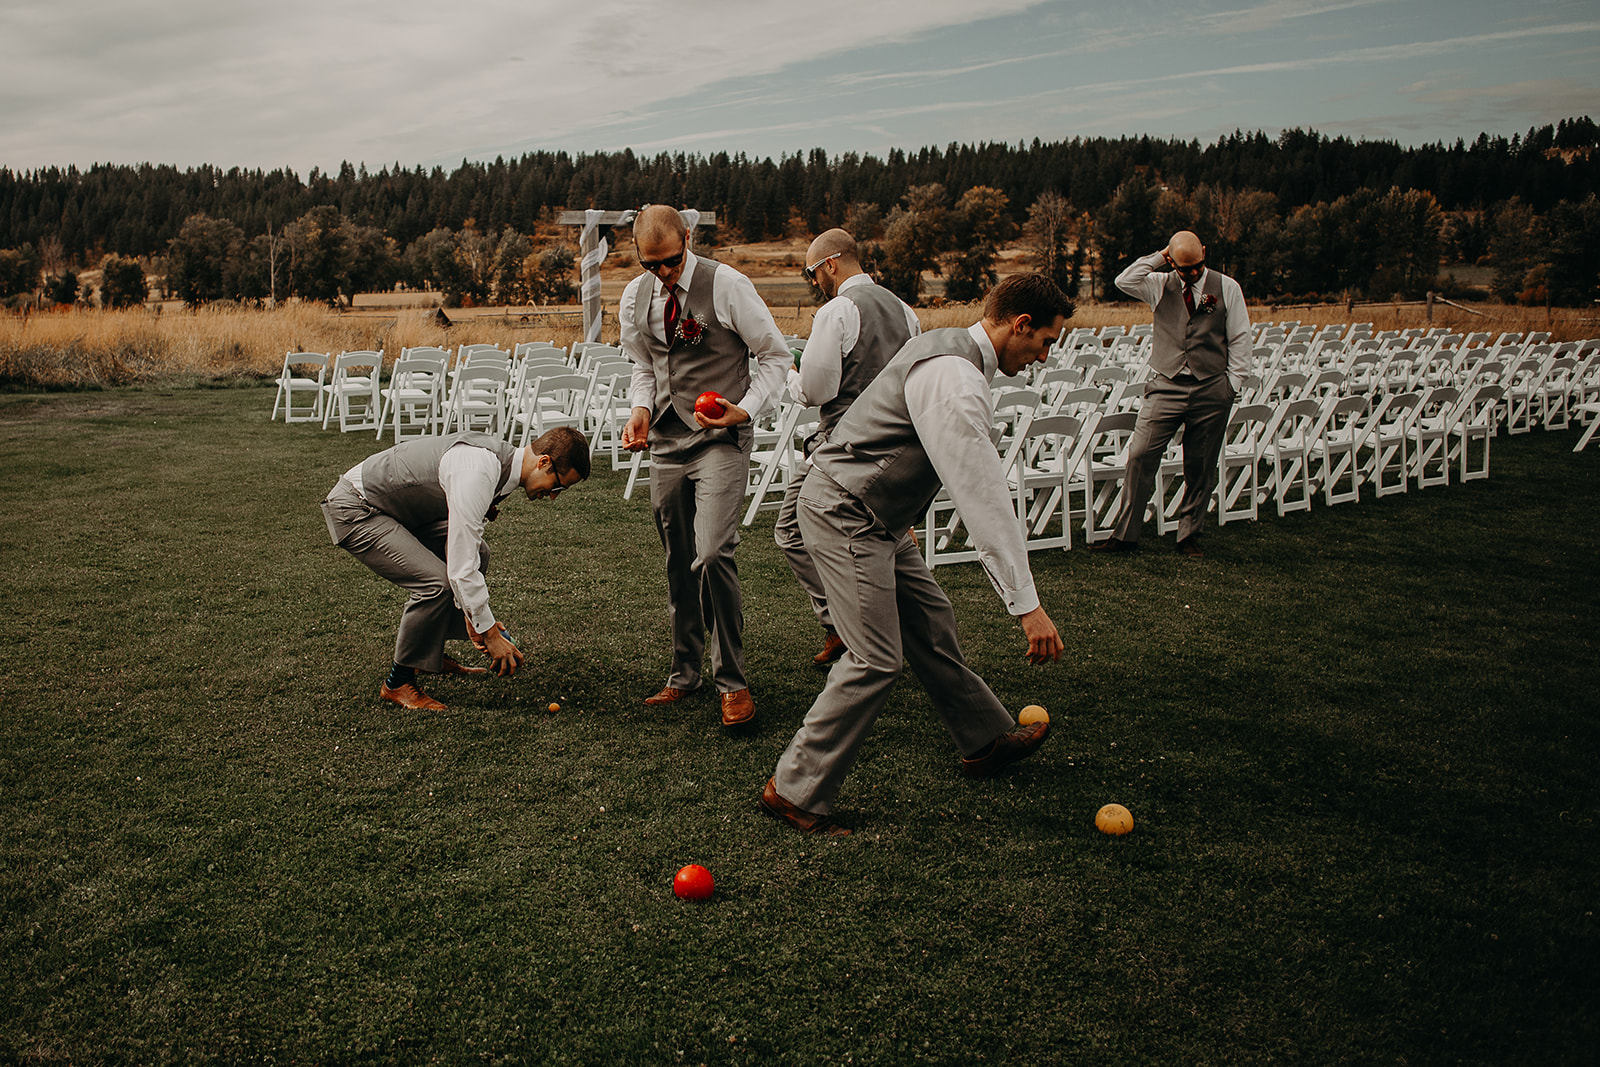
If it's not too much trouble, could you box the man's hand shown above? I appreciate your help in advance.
[694,400,750,429]
[1018,606,1064,665]
[621,407,651,452]
[482,625,524,678]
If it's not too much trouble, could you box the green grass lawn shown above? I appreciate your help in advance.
[1,385,1596,1065]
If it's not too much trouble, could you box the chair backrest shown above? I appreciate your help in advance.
[281,351,329,379]
[390,355,445,384]
[333,350,382,378]
[454,365,510,388]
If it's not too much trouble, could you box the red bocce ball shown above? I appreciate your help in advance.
[694,391,726,419]
[673,863,715,900]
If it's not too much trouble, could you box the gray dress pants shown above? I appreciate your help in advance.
[649,424,754,694]
[772,469,1015,814]
[773,470,833,633]
[321,479,482,674]
[1112,372,1236,544]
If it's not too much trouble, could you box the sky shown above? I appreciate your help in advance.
[1,0,1597,176]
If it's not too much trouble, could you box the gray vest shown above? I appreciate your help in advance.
[630,255,752,450]
[359,432,518,530]
[816,281,916,438]
[811,328,988,533]
[1151,269,1228,379]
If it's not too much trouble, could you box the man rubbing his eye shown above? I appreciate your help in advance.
[1091,229,1252,559]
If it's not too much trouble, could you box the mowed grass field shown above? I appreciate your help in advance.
[0,384,1596,1065]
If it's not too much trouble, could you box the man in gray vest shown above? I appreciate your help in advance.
[321,427,590,712]
[619,205,792,728]
[776,227,921,667]
[1093,230,1252,558]
[760,274,1073,837]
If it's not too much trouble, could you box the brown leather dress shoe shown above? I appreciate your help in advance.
[720,688,756,726]
[435,655,487,676]
[760,778,851,837]
[812,632,848,666]
[1089,537,1138,553]
[643,685,698,706]
[959,720,1049,777]
[1176,536,1204,558]
[380,682,448,712]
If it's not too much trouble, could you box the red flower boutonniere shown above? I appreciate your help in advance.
[675,312,705,345]
[1196,294,1217,315]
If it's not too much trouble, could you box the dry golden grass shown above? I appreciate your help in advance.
[1,295,1594,389]
[0,303,587,388]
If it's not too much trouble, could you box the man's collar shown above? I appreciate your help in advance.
[837,272,871,293]
[966,321,999,378]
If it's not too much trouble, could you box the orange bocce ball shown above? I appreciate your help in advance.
[1096,803,1134,836]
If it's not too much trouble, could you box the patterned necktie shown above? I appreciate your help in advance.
[663,285,680,342]
[1183,285,1195,316]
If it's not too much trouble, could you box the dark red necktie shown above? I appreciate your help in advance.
[1183,285,1195,316]
[663,285,680,341]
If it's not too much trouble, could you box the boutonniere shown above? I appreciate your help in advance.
[675,312,705,345]
[1197,294,1217,315]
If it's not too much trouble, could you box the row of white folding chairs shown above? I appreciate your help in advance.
[917,380,1510,568]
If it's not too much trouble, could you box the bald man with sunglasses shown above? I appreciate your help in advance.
[1093,230,1252,559]
[619,205,793,728]
[778,228,922,667]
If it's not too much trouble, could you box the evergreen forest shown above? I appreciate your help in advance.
[2,119,1597,309]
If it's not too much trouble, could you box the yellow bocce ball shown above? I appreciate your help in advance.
[1095,803,1134,836]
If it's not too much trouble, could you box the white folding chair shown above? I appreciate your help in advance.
[1008,414,1087,553]
[377,353,447,442]
[272,351,328,423]
[1410,386,1461,489]
[441,365,510,436]
[1268,398,1323,516]
[321,351,384,432]
[1311,395,1371,506]
[512,372,590,446]
[1217,404,1273,525]
[1363,392,1423,497]
[1083,411,1139,545]
[1457,385,1504,475]
[743,401,818,526]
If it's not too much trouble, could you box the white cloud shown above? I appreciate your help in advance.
[0,0,1047,171]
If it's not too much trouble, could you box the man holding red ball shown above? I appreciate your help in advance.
[619,205,793,728]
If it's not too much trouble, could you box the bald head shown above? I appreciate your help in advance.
[635,205,688,247]
[804,227,864,297]
[1166,231,1205,268]
[806,228,858,265]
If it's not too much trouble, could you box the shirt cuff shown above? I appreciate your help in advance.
[1003,582,1041,616]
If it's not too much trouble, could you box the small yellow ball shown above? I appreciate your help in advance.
[1018,705,1049,726]
[548,702,561,713]
[1095,803,1134,836]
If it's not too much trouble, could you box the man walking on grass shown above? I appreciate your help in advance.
[619,205,793,729]
[761,274,1073,837]
[776,227,921,668]
[321,427,590,711]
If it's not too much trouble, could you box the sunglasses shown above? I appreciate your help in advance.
[803,252,842,282]
[639,249,686,272]
[1169,258,1205,276]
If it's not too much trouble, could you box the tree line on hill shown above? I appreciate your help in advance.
[1,117,1597,310]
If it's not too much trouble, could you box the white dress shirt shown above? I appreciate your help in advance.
[788,273,922,408]
[619,251,792,420]
[902,323,1039,616]
[343,443,523,634]
[1115,252,1253,391]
